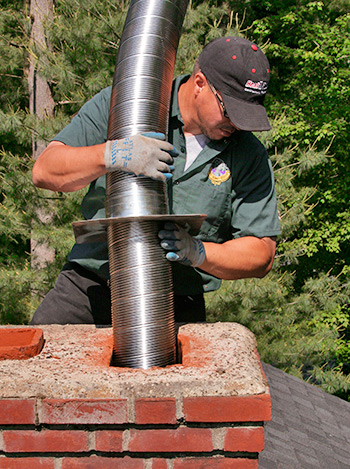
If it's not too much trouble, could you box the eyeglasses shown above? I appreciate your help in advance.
[209,83,229,119]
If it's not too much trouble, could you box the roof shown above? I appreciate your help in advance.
[260,363,350,469]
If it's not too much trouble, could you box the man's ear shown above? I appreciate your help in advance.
[193,71,207,95]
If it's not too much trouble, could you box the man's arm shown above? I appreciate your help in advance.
[200,236,276,280]
[32,141,107,192]
[159,223,276,280]
[33,133,178,193]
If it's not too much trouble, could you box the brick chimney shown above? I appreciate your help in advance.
[0,323,271,468]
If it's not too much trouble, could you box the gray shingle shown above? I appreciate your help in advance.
[306,427,329,443]
[296,452,323,469]
[259,456,279,469]
[276,464,302,469]
[310,440,342,468]
[260,363,350,469]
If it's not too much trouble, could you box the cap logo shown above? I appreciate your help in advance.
[245,80,268,95]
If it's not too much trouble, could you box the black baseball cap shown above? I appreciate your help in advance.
[198,36,271,132]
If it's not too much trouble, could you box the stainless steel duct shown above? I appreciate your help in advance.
[107,0,189,141]
[106,0,188,369]
[73,0,206,369]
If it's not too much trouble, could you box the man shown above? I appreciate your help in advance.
[30,36,281,325]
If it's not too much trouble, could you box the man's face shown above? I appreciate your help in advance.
[195,81,238,141]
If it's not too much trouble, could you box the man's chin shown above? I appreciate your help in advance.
[198,123,235,141]
[205,131,233,141]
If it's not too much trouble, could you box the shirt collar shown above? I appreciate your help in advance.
[170,74,190,122]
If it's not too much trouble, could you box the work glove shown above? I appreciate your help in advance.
[104,132,178,182]
[158,222,206,267]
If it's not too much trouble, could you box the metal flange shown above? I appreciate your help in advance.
[72,214,207,244]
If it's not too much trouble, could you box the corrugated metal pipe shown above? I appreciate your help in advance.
[106,0,189,368]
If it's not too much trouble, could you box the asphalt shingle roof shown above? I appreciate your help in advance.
[260,363,350,468]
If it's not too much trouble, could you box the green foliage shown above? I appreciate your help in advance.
[0,0,349,400]
[0,148,85,323]
[39,0,127,113]
[0,0,123,323]
[176,2,242,75]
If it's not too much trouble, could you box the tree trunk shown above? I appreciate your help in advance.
[29,0,55,270]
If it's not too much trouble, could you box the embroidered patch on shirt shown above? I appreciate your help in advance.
[208,159,231,186]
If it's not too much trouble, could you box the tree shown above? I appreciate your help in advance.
[29,0,55,273]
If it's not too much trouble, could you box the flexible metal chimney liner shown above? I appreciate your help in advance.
[72,0,206,368]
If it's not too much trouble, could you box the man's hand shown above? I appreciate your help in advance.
[104,132,178,182]
[158,222,206,267]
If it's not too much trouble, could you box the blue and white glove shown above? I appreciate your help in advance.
[104,132,178,182]
[158,222,206,267]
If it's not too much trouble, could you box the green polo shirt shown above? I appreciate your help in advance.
[53,75,280,295]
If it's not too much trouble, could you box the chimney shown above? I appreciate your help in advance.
[0,323,271,467]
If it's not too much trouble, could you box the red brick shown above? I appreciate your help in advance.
[0,399,36,425]
[95,430,123,452]
[129,428,213,453]
[224,427,265,452]
[152,459,168,469]
[135,398,176,424]
[0,328,44,360]
[177,333,212,367]
[61,456,145,468]
[2,430,89,453]
[0,458,55,469]
[173,458,258,468]
[183,394,271,422]
[39,398,127,424]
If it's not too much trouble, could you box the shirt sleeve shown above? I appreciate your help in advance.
[231,132,281,238]
[53,87,112,147]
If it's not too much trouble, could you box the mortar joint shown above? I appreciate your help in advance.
[122,428,130,451]
[212,427,227,450]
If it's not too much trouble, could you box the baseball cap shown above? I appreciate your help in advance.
[198,36,271,132]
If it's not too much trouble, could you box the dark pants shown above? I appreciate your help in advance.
[30,262,206,325]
